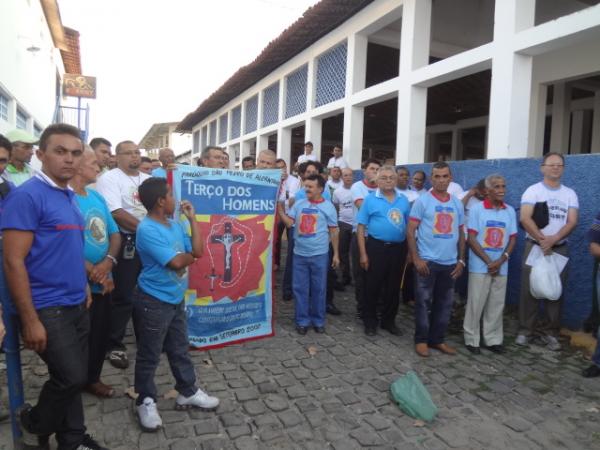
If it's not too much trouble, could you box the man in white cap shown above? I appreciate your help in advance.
[4,129,38,186]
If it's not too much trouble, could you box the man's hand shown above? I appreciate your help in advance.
[89,259,112,284]
[332,255,340,269]
[0,311,5,343]
[166,163,178,171]
[539,234,558,254]
[181,200,196,221]
[487,259,502,275]
[450,262,464,280]
[86,284,93,309]
[101,278,115,295]
[359,254,369,271]
[23,319,47,353]
[413,256,430,277]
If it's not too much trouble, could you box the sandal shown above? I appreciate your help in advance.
[86,381,116,398]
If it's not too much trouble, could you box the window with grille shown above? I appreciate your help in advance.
[285,65,308,118]
[201,125,208,149]
[16,109,28,129]
[193,130,200,153]
[315,42,347,107]
[209,120,217,146]
[231,106,241,139]
[219,114,228,143]
[262,82,279,127]
[245,96,258,133]
[0,94,8,121]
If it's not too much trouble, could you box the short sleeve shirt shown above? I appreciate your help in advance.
[467,200,517,276]
[288,198,337,257]
[297,154,317,164]
[521,182,579,240]
[293,186,332,202]
[357,189,410,243]
[136,217,192,304]
[350,180,378,232]
[409,192,465,265]
[327,157,349,169]
[152,167,167,178]
[397,188,419,203]
[332,186,354,225]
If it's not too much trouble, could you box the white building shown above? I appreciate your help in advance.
[0,0,83,137]
[179,0,600,168]
[138,122,192,160]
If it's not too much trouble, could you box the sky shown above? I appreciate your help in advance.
[58,0,320,148]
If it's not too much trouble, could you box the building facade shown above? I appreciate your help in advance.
[179,0,600,168]
[139,121,192,159]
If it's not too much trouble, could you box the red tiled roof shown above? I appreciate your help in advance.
[177,0,373,132]
[61,27,82,74]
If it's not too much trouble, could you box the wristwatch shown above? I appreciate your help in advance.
[105,254,118,266]
[458,259,466,266]
[503,252,510,260]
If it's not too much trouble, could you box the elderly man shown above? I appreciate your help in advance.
[96,141,151,369]
[517,152,578,351]
[71,147,121,396]
[463,174,516,354]
[152,147,175,178]
[200,146,226,169]
[357,166,410,336]
[408,162,465,357]
[256,149,276,169]
[4,129,38,186]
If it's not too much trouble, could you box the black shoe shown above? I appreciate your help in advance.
[381,324,403,336]
[582,364,600,378]
[486,345,505,354]
[326,304,342,315]
[314,326,325,334]
[465,345,481,355]
[16,404,50,450]
[296,326,308,335]
[364,327,376,336]
[77,434,109,450]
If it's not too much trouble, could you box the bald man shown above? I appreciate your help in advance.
[152,148,175,178]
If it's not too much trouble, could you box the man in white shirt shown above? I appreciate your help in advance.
[516,152,578,351]
[327,145,349,169]
[275,158,300,270]
[297,141,317,165]
[396,166,419,203]
[96,141,151,369]
[333,168,354,286]
[326,166,343,195]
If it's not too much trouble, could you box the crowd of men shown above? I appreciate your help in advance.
[0,126,599,449]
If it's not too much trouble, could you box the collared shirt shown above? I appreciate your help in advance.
[292,186,332,202]
[5,163,35,186]
[288,197,337,257]
[357,189,410,243]
[350,180,378,232]
[409,191,465,265]
[467,199,517,276]
[327,156,349,169]
[0,175,86,309]
[152,167,167,178]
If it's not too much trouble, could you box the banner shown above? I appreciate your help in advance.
[172,165,280,349]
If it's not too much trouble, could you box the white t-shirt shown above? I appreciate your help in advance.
[521,181,579,239]
[96,168,151,231]
[397,188,419,203]
[297,154,317,164]
[463,196,483,237]
[332,186,354,225]
[278,175,301,214]
[326,179,343,192]
[411,187,427,196]
[327,156,349,169]
[350,180,378,232]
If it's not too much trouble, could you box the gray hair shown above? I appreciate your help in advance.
[376,165,397,179]
[485,173,505,189]
[200,146,223,161]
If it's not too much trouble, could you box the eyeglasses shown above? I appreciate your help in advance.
[378,176,396,181]
[542,164,564,168]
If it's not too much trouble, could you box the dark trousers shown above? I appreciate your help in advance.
[274,220,286,268]
[363,239,406,329]
[283,228,294,298]
[133,289,197,404]
[87,293,111,384]
[518,240,569,337]
[338,221,353,283]
[109,232,141,352]
[401,248,415,304]
[351,233,367,315]
[26,304,89,450]
[414,262,455,344]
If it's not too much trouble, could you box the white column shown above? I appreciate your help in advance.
[305,117,322,161]
[346,33,368,95]
[591,91,600,153]
[451,129,459,160]
[343,105,364,169]
[278,78,286,122]
[240,101,247,137]
[486,0,536,160]
[277,127,292,162]
[528,83,548,157]
[395,0,432,164]
[257,91,264,131]
[257,134,269,152]
[549,83,572,154]
[306,58,316,113]
[241,140,253,161]
[569,110,585,154]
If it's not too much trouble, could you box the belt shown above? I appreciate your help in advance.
[526,237,567,248]
[369,237,403,246]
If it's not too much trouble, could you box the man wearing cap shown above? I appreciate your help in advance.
[4,129,38,186]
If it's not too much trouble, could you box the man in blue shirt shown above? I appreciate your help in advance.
[134,177,219,432]
[463,174,517,355]
[407,162,465,357]
[2,124,108,449]
[357,166,410,336]
[151,147,175,178]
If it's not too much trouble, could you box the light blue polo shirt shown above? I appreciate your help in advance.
[152,167,167,178]
[293,185,331,202]
[409,192,464,265]
[467,200,517,276]
[136,217,192,304]
[288,198,337,257]
[356,189,410,243]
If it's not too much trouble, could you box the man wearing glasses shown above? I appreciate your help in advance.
[516,152,578,351]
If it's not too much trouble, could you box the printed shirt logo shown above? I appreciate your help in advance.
[387,208,403,228]
[433,206,455,239]
[482,220,506,251]
[298,208,319,237]
[87,211,107,245]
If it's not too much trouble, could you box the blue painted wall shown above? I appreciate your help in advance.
[354,154,600,329]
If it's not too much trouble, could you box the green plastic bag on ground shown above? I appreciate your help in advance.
[390,371,438,422]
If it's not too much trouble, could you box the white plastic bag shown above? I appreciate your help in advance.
[529,255,562,301]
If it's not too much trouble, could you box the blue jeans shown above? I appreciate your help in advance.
[293,253,329,327]
[592,269,600,367]
[414,262,455,345]
[133,289,197,404]
[283,229,294,298]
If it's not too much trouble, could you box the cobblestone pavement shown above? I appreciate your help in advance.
[2,256,600,449]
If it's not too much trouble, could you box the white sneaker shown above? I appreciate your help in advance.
[515,334,528,346]
[176,388,219,411]
[540,335,562,351]
[137,397,162,432]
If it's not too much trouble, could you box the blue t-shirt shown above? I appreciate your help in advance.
[293,186,332,202]
[0,179,16,238]
[75,188,120,293]
[0,176,87,309]
[136,217,192,304]
[288,198,337,257]
[467,200,517,276]
[409,192,465,265]
[152,167,167,178]
[357,189,410,243]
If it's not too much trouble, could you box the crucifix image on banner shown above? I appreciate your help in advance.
[171,165,280,349]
